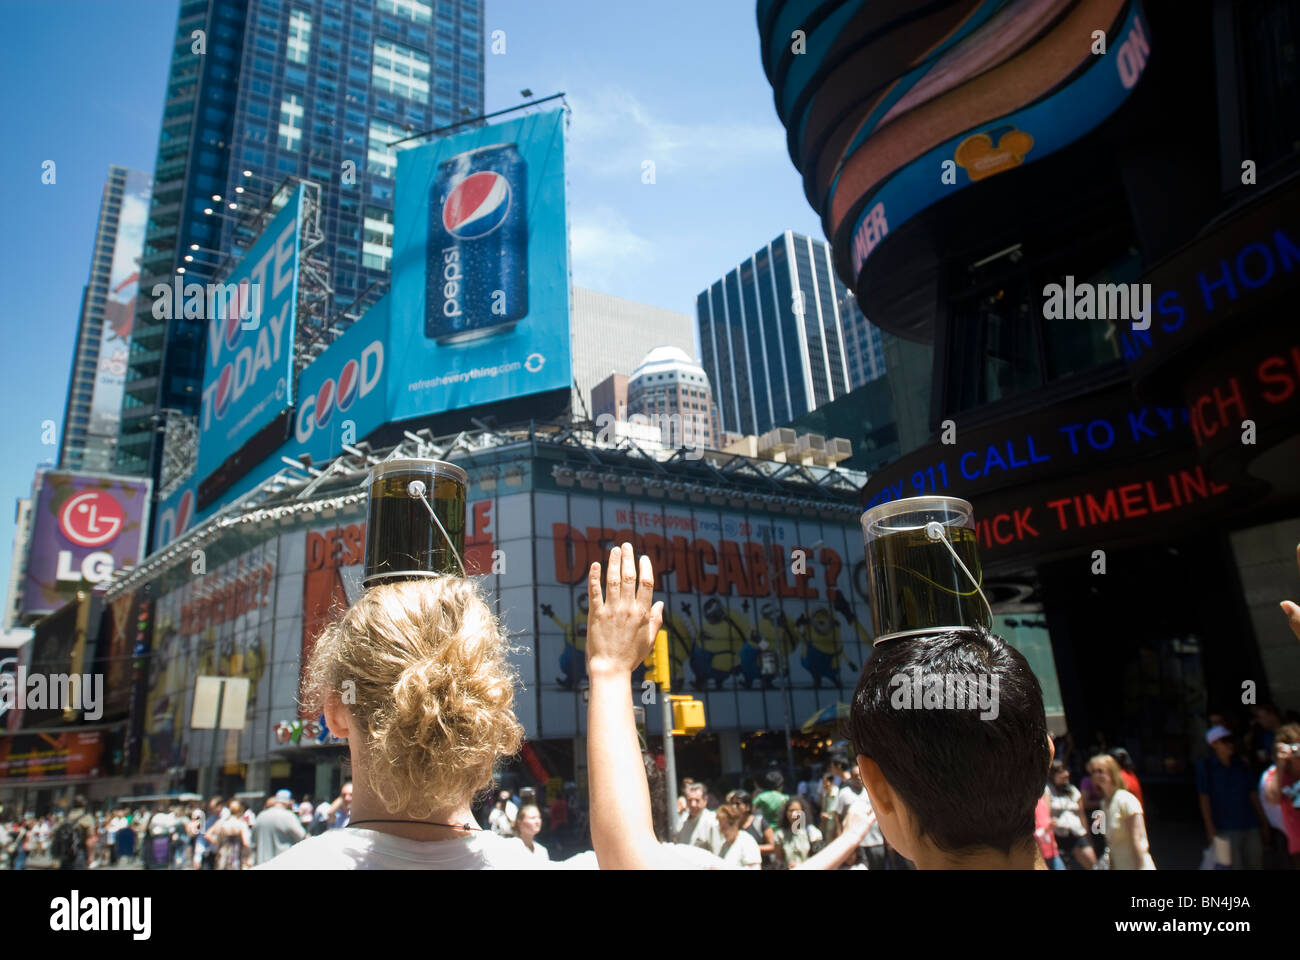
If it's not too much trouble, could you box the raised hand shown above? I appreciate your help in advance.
[586,543,664,678]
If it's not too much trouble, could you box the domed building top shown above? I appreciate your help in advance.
[630,345,710,387]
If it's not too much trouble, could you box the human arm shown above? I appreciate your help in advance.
[794,796,876,870]
[1264,766,1282,806]
[1248,789,1273,843]
[1281,543,1300,641]
[1127,807,1152,866]
[586,544,675,869]
[1198,794,1216,844]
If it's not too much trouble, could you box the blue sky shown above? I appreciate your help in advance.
[0,0,823,601]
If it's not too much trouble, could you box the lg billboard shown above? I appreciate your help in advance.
[21,471,151,620]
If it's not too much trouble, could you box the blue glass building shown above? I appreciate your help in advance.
[118,0,484,479]
[696,230,884,439]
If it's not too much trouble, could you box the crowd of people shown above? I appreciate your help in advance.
[4,541,1299,871]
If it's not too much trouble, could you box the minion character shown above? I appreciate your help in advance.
[542,592,589,689]
[242,635,266,708]
[732,599,772,689]
[832,589,874,647]
[798,605,858,689]
[689,597,750,690]
[660,606,696,689]
[753,601,802,686]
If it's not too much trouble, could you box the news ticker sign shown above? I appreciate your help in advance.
[1122,179,1300,383]
[862,383,1195,510]
[21,472,151,619]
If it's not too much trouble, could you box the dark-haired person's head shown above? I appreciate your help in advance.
[1110,747,1135,772]
[847,629,1052,869]
[764,770,785,792]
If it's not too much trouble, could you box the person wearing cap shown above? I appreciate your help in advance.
[252,789,306,865]
[1197,725,1271,869]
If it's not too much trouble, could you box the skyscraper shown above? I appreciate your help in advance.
[696,230,883,439]
[570,287,697,419]
[117,0,485,480]
[61,166,152,474]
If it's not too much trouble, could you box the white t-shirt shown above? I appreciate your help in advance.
[836,784,883,848]
[718,830,762,869]
[673,808,721,854]
[512,837,550,861]
[1260,766,1284,830]
[1104,790,1155,870]
[255,826,542,870]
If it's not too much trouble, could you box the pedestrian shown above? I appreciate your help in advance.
[52,797,94,871]
[1262,723,1300,868]
[252,789,306,865]
[673,782,720,854]
[1047,760,1097,869]
[818,772,840,839]
[1197,725,1271,869]
[715,802,762,869]
[1090,753,1155,870]
[512,804,549,861]
[205,798,251,870]
[257,577,541,869]
[773,796,822,869]
[835,764,886,869]
[1034,788,1063,870]
[1110,748,1145,809]
[1247,705,1283,770]
[753,770,788,827]
[488,789,517,836]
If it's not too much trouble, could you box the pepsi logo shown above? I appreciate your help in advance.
[213,364,234,420]
[336,359,360,412]
[315,379,336,429]
[443,171,511,239]
[59,490,126,548]
[295,340,383,445]
[158,488,194,548]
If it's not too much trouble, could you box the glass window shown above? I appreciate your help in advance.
[367,119,406,177]
[279,93,304,151]
[287,8,312,64]
[1236,0,1300,173]
[372,37,430,102]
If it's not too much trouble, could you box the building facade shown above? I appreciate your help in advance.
[697,230,883,440]
[626,346,718,450]
[570,287,697,420]
[117,0,485,482]
[61,167,152,474]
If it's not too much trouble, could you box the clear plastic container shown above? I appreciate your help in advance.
[860,495,990,643]
[364,458,468,585]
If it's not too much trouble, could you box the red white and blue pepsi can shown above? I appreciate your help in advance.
[427,143,528,344]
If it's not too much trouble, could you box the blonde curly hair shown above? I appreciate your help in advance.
[304,577,522,819]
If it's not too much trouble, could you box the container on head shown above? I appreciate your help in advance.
[860,495,992,644]
[363,458,468,586]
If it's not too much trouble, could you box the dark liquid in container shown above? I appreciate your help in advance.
[364,471,466,584]
[865,524,987,639]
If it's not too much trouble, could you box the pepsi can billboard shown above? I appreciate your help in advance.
[391,108,570,421]
[21,471,151,619]
[196,185,305,482]
[427,144,529,343]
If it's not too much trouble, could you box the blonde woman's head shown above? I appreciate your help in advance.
[304,577,522,819]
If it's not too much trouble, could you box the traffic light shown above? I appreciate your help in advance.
[644,628,671,689]
[670,696,706,736]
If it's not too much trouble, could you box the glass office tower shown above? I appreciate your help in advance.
[117,0,484,480]
[696,230,884,439]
